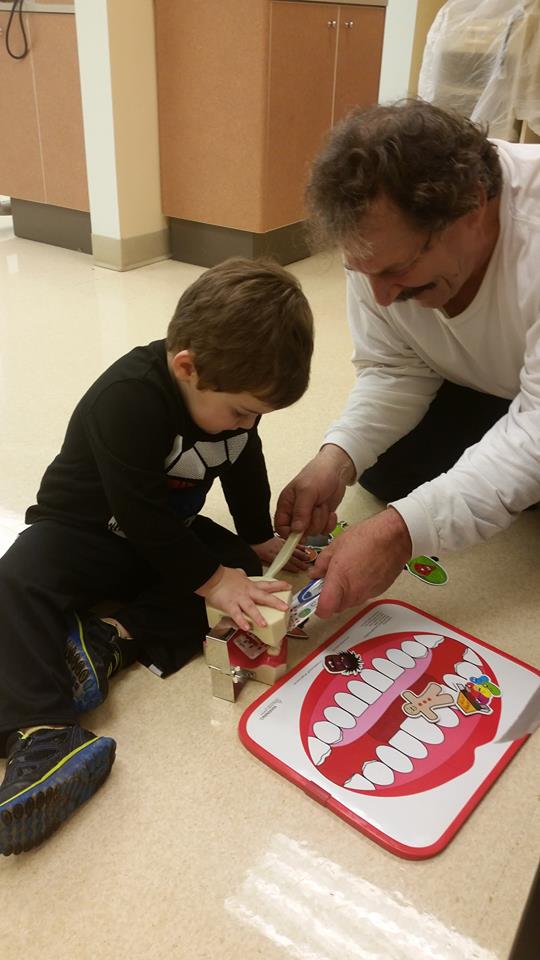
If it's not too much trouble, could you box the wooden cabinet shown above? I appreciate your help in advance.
[0,10,88,211]
[155,0,385,256]
[265,2,385,230]
[333,4,386,122]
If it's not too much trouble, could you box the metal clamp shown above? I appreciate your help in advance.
[204,618,254,702]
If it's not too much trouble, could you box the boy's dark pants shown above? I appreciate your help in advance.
[0,516,261,749]
[359,381,512,502]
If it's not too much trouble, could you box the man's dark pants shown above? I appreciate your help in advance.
[359,381,511,502]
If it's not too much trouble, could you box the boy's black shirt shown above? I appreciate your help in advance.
[26,340,274,592]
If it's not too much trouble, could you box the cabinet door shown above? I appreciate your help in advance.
[333,4,385,124]
[0,12,45,202]
[263,2,338,232]
[155,0,270,233]
[29,14,89,211]
[0,11,88,209]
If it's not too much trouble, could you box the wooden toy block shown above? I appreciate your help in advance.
[204,619,288,701]
[205,532,302,652]
[229,630,288,685]
[206,577,292,652]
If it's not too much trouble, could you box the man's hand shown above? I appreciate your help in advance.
[251,537,311,573]
[313,508,412,618]
[196,566,289,633]
[274,445,356,538]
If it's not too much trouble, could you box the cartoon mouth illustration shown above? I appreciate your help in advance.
[300,632,500,797]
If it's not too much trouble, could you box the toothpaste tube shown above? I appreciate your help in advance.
[288,578,324,629]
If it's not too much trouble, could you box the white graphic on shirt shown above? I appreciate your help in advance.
[164,433,248,479]
[108,516,126,538]
[168,447,206,480]
[164,435,183,471]
[195,441,228,468]
[226,433,248,462]
[109,432,249,537]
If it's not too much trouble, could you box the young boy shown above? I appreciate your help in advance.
[0,258,314,856]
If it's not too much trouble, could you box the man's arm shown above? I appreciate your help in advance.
[323,271,442,478]
[392,321,540,555]
[276,271,442,536]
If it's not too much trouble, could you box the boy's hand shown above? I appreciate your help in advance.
[251,537,311,573]
[196,566,290,634]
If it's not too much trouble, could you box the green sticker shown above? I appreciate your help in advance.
[405,555,448,585]
[329,520,349,540]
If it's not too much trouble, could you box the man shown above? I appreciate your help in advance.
[276,99,540,618]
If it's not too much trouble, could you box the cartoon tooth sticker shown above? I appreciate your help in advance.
[455,674,501,716]
[324,650,364,676]
[405,555,448,585]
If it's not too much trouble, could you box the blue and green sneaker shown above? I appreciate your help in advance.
[65,615,125,713]
[0,725,116,856]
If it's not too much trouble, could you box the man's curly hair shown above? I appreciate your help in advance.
[306,98,502,254]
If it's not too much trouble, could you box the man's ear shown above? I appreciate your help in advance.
[467,185,488,227]
[170,349,198,384]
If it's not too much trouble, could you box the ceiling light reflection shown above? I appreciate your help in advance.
[225,833,497,960]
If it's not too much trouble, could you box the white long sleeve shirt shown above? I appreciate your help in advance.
[324,140,540,557]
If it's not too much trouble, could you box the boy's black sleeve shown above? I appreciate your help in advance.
[84,380,221,593]
[219,427,274,545]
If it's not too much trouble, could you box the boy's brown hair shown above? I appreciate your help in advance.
[166,258,314,408]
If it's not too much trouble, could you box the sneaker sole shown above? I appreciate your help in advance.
[0,736,116,856]
[66,614,103,713]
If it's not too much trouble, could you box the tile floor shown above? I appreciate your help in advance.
[0,215,539,959]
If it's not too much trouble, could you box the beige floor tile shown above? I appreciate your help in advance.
[0,220,538,959]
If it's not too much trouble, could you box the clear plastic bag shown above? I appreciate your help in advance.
[418,0,540,139]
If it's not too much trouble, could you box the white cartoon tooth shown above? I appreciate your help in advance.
[435,706,459,728]
[389,730,428,759]
[401,639,428,659]
[308,737,331,766]
[401,716,445,744]
[347,680,381,704]
[323,706,356,729]
[362,761,395,785]
[334,692,368,717]
[444,673,467,691]
[372,657,403,680]
[344,774,375,791]
[360,669,392,692]
[414,634,444,649]
[387,648,415,669]
[376,745,413,773]
[454,661,481,681]
[463,647,483,666]
[313,720,342,745]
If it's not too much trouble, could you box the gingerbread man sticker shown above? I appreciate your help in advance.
[401,682,455,722]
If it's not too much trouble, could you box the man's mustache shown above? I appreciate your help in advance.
[396,282,437,302]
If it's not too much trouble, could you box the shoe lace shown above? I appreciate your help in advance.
[7,730,69,779]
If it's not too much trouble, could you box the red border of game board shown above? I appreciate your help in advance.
[239,599,539,859]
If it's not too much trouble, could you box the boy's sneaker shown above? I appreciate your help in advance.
[66,614,125,713]
[0,725,116,856]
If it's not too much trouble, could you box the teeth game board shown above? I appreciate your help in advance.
[239,600,540,859]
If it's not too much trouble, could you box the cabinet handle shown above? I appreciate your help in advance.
[344,20,354,29]
[327,20,337,28]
